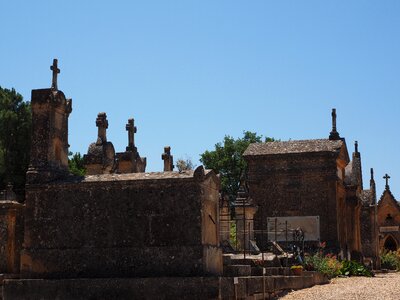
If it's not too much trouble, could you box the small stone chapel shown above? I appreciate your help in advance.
[377,175,400,252]
[242,109,379,263]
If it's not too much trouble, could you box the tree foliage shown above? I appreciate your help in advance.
[68,152,86,176]
[200,131,274,201]
[0,87,31,192]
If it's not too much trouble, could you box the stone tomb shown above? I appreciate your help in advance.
[2,60,223,299]
[20,167,222,279]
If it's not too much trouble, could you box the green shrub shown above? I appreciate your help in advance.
[304,251,373,278]
[340,260,373,277]
[380,249,400,270]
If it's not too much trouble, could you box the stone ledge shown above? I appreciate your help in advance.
[3,277,221,300]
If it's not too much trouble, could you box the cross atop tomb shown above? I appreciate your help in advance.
[126,118,137,151]
[96,112,108,145]
[50,58,60,90]
[383,173,391,190]
[162,146,174,172]
[329,108,340,140]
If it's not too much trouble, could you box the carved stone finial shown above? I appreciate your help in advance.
[96,112,108,145]
[329,108,340,140]
[126,118,137,151]
[370,168,374,181]
[162,146,174,172]
[355,141,358,153]
[383,173,391,190]
[50,58,60,90]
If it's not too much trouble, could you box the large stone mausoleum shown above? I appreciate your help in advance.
[1,59,224,299]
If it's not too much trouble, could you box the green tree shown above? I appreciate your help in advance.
[68,152,86,176]
[200,131,274,202]
[0,87,31,193]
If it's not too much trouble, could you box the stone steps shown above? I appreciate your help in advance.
[219,272,329,299]
[224,265,252,277]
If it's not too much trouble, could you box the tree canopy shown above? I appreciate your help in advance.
[68,152,86,176]
[0,87,31,193]
[200,131,274,202]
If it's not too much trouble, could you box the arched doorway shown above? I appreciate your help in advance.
[384,235,398,251]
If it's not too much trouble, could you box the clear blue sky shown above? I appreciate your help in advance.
[1,1,399,197]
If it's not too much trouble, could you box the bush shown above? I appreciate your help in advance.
[380,249,400,270]
[340,260,373,277]
[304,243,373,278]
[304,252,342,278]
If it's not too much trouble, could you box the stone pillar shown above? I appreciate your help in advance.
[26,61,72,183]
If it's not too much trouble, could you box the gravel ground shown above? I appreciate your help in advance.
[279,272,400,300]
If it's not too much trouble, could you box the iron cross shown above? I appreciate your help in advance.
[50,58,60,90]
[383,173,391,189]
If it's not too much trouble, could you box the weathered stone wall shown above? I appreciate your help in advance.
[0,201,24,274]
[21,169,222,279]
[245,153,341,249]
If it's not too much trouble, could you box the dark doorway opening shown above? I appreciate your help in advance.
[384,236,398,252]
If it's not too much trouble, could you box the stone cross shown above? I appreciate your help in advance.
[96,112,108,145]
[162,146,174,172]
[126,118,137,151]
[383,173,391,190]
[50,58,60,90]
[332,108,337,132]
[329,108,340,140]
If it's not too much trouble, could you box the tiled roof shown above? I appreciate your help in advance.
[78,168,214,183]
[243,139,344,156]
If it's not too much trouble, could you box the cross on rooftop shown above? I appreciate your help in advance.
[126,118,137,151]
[383,173,391,190]
[162,146,173,172]
[96,112,108,145]
[50,58,60,90]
